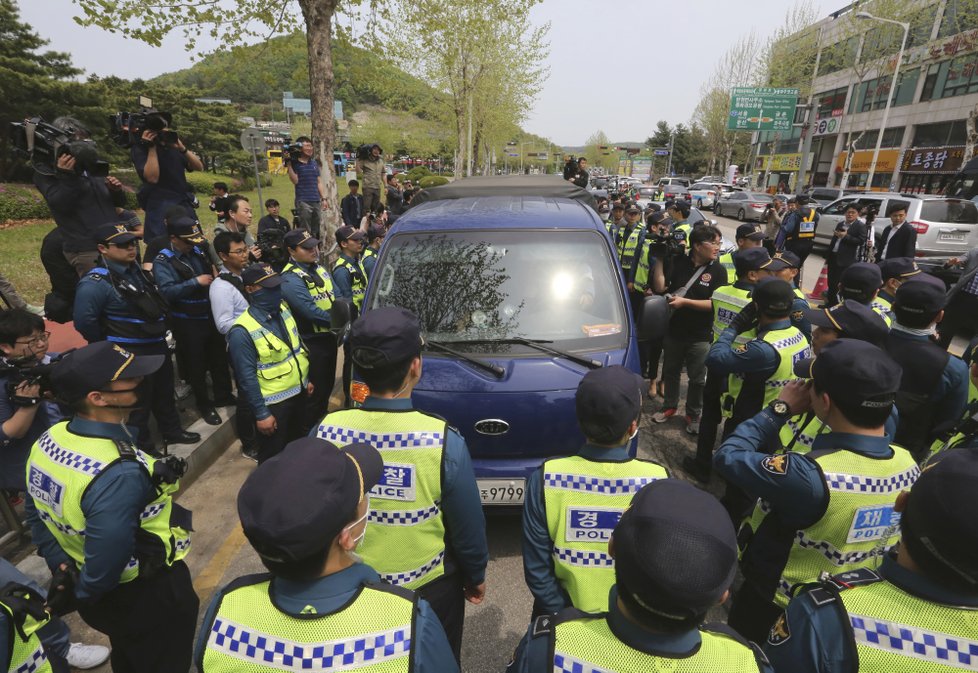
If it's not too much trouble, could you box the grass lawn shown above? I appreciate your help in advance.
[0,174,352,306]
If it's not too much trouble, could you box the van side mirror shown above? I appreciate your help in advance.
[637,295,669,342]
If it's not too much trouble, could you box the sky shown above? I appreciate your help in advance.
[21,0,846,146]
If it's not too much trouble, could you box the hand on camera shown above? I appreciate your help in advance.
[56,154,76,173]
[140,129,158,145]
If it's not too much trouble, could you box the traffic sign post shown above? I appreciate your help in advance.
[727,87,799,132]
[653,149,670,156]
[240,128,267,208]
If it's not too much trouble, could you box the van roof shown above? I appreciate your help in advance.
[409,175,597,210]
[393,194,606,232]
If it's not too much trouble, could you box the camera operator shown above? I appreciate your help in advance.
[354,144,385,215]
[33,117,127,277]
[131,117,203,241]
[763,195,786,252]
[650,225,728,434]
[287,137,327,239]
[566,157,589,189]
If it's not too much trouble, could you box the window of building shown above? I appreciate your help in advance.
[821,37,860,75]
[847,127,905,151]
[920,53,978,100]
[861,24,903,63]
[849,69,919,113]
[906,4,939,48]
[816,86,849,118]
[939,0,978,38]
[912,120,967,146]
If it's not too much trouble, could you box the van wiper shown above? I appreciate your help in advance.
[425,339,505,378]
[442,337,603,369]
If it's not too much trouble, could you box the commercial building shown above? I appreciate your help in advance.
[752,0,978,194]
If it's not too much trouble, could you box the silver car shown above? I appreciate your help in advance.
[714,191,774,222]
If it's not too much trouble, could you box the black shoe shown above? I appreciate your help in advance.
[682,456,712,483]
[199,408,222,426]
[241,444,259,462]
[163,430,201,445]
[212,395,238,407]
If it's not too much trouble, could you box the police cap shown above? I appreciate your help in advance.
[901,448,978,589]
[367,223,387,242]
[611,203,625,212]
[759,251,791,272]
[839,262,883,302]
[893,273,947,317]
[336,226,366,243]
[803,300,889,347]
[51,342,164,402]
[241,263,283,288]
[668,200,691,217]
[734,247,772,275]
[751,277,794,315]
[237,437,383,563]
[575,366,643,445]
[792,338,901,409]
[283,228,319,250]
[646,211,666,226]
[879,257,921,281]
[93,222,138,246]
[735,224,765,241]
[625,205,641,215]
[614,480,738,621]
[774,250,801,268]
[166,216,206,244]
[351,307,424,369]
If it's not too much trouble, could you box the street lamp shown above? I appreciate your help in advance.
[855,11,910,192]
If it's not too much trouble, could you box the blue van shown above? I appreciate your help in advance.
[352,176,666,506]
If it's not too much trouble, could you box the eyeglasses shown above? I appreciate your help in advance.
[15,332,50,346]
[226,248,249,256]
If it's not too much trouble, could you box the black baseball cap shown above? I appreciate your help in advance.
[611,203,625,211]
[646,211,666,226]
[792,338,900,409]
[166,216,206,244]
[284,229,319,250]
[93,222,138,246]
[575,366,643,444]
[893,273,947,317]
[734,247,772,275]
[752,277,794,315]
[367,223,387,241]
[880,257,921,281]
[351,307,424,369]
[51,342,164,402]
[668,201,691,217]
[241,263,283,288]
[759,252,791,272]
[774,251,801,269]
[336,226,366,243]
[900,448,978,589]
[237,437,383,563]
[614,480,738,621]
[626,205,641,214]
[839,262,883,302]
[735,224,765,241]
[803,300,890,347]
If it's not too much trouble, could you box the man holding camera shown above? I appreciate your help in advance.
[288,137,327,239]
[355,144,385,215]
[131,118,203,241]
[33,117,127,278]
[25,341,198,673]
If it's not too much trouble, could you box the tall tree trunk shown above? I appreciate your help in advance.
[299,0,341,256]
[472,127,483,177]
[454,101,465,179]
[839,131,865,190]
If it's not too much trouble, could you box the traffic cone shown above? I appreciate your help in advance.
[809,261,829,303]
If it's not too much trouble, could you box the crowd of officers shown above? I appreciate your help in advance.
[0,147,977,672]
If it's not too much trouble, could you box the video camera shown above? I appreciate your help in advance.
[281,140,303,165]
[647,230,687,259]
[0,356,64,406]
[8,117,108,177]
[256,229,289,268]
[108,96,178,149]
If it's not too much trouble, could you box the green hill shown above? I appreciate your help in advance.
[149,33,446,119]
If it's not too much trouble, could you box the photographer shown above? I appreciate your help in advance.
[650,225,728,434]
[354,144,385,214]
[131,115,203,241]
[763,196,785,250]
[287,137,326,239]
[566,157,589,189]
[32,117,127,277]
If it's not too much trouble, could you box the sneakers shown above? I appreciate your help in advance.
[652,408,677,423]
[685,415,700,435]
[67,643,111,669]
[241,443,259,462]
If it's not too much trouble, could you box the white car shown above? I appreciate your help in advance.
[688,182,740,210]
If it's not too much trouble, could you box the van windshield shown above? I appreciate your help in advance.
[368,230,629,353]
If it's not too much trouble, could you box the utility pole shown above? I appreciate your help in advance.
[666,131,675,176]
[466,93,474,177]
[796,25,825,194]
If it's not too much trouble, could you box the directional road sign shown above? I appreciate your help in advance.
[727,87,799,131]
[653,149,670,156]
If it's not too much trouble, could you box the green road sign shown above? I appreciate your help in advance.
[728,87,799,131]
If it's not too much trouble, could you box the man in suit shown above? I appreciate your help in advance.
[938,245,978,349]
[825,203,867,306]
[876,202,917,263]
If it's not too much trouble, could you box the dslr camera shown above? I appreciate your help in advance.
[0,355,65,406]
[647,229,686,259]
[256,229,289,268]
[108,96,178,149]
[8,117,108,177]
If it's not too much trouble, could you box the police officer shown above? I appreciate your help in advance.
[280,228,337,428]
[227,264,312,463]
[362,222,386,279]
[927,337,978,457]
[778,196,817,285]
[153,216,234,426]
[885,274,970,461]
[508,480,772,673]
[313,307,488,662]
[0,583,60,673]
[764,447,978,672]
[522,366,667,616]
[615,206,645,282]
[837,262,892,326]
[718,224,766,279]
[604,203,625,234]
[876,257,920,322]
[713,339,919,642]
[779,301,892,454]
[767,251,813,339]
[668,200,693,243]
[332,225,368,407]
[196,437,458,672]
[26,342,197,672]
[73,222,199,452]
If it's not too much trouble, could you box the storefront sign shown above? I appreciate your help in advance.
[903,28,978,68]
[835,149,900,173]
[812,116,842,137]
[767,153,803,171]
[900,145,966,174]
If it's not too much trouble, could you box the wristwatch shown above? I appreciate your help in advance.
[769,400,791,418]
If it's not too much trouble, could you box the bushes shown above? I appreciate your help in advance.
[185,171,272,195]
[404,166,433,183]
[0,184,51,221]
[418,176,449,189]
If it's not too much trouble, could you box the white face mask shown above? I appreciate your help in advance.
[343,505,369,550]
[629,424,640,442]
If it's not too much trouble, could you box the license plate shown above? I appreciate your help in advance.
[938,231,966,241]
[479,479,525,505]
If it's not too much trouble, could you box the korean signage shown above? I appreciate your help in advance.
[767,153,803,171]
[835,150,901,174]
[900,146,965,174]
[812,116,842,137]
[728,87,799,131]
[903,28,978,69]
[631,159,652,179]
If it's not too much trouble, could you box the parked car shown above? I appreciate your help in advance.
[803,187,861,207]
[688,182,740,210]
[656,176,691,188]
[714,191,774,222]
[813,193,913,249]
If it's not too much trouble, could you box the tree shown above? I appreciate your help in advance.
[583,130,615,172]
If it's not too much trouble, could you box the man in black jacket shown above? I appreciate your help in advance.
[825,203,867,305]
[876,202,917,263]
